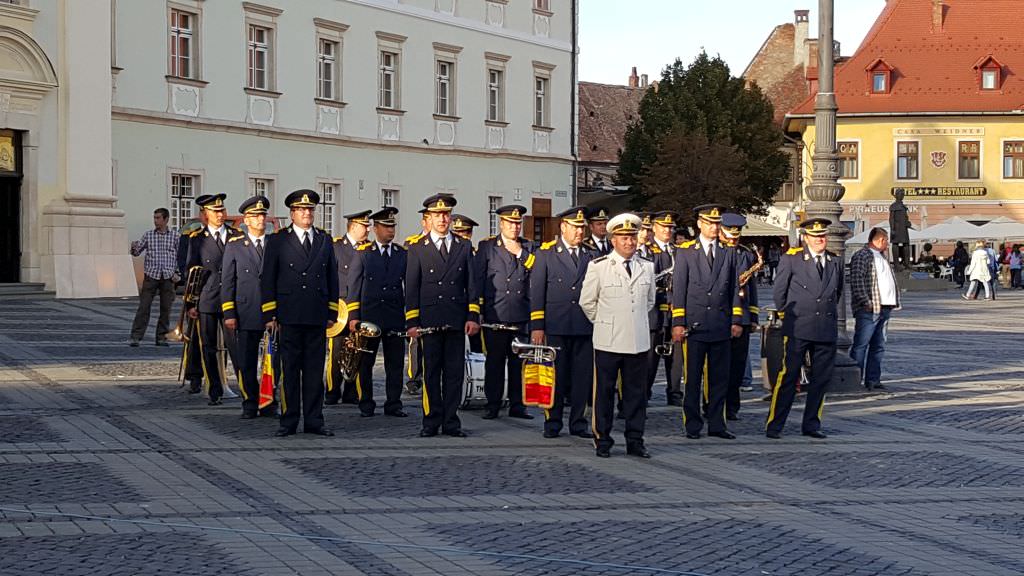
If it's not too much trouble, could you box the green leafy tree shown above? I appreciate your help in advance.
[617,53,789,223]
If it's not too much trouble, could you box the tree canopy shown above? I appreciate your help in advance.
[617,53,790,223]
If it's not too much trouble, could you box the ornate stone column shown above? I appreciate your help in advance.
[802,0,861,388]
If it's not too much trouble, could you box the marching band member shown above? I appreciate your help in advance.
[583,206,611,255]
[178,212,205,394]
[530,207,595,439]
[402,210,432,394]
[345,207,408,418]
[644,211,676,402]
[765,218,841,440]
[475,204,534,421]
[262,190,339,437]
[186,193,243,406]
[671,204,743,440]
[326,210,372,405]
[452,214,483,354]
[581,213,656,458]
[719,213,759,421]
[405,194,480,438]
[221,196,275,419]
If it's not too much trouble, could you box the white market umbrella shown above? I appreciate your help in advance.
[917,216,985,242]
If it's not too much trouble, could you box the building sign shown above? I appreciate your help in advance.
[848,203,919,214]
[892,127,984,137]
[891,186,987,198]
[930,151,948,169]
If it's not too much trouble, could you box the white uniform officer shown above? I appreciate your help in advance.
[580,213,657,459]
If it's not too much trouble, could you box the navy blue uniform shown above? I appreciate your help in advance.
[178,230,203,387]
[187,225,244,401]
[766,247,842,436]
[347,241,407,416]
[221,234,275,416]
[726,244,760,419]
[261,226,339,433]
[671,240,743,436]
[327,235,368,404]
[643,242,674,401]
[405,233,479,434]
[529,238,595,436]
[475,236,534,416]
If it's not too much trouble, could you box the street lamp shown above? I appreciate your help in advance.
[802,0,861,390]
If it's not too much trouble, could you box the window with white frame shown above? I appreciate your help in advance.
[381,188,399,209]
[317,182,338,234]
[896,141,919,180]
[534,76,549,127]
[436,60,454,116]
[488,196,502,237]
[170,174,198,229]
[247,24,271,90]
[534,0,550,10]
[379,51,399,109]
[487,69,504,122]
[317,38,339,100]
[248,178,275,211]
[169,8,197,79]
[837,141,859,180]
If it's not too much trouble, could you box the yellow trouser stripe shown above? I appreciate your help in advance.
[681,340,689,427]
[326,338,335,392]
[702,357,709,403]
[766,336,789,430]
[237,369,248,401]
[590,355,600,443]
[355,370,363,401]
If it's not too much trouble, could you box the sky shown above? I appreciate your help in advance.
[578,0,888,85]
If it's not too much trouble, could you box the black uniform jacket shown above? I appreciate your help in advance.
[528,237,594,337]
[187,225,245,314]
[475,236,534,325]
[670,239,743,343]
[260,226,339,327]
[221,234,266,331]
[773,247,843,343]
[347,241,407,334]
[405,233,479,329]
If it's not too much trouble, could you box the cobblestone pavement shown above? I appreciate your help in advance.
[1,290,1023,575]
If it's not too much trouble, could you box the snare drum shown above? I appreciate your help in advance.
[461,352,488,408]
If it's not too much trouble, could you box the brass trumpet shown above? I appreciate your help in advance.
[166,265,203,343]
[511,339,559,363]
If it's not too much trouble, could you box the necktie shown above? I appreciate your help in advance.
[600,240,606,253]
[255,238,264,259]
[439,238,449,261]
[382,244,391,259]
[570,248,579,267]
[816,255,824,278]
[302,231,311,254]
[707,243,715,267]
[624,259,632,277]
[216,231,224,247]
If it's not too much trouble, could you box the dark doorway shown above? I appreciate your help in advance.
[526,198,554,244]
[0,129,22,283]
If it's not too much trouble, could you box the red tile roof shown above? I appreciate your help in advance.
[578,81,647,164]
[789,0,1024,118]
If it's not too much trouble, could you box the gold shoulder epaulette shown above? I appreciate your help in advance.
[356,243,372,251]
[227,235,243,243]
[786,247,804,255]
[333,235,344,243]
[679,240,696,248]
[404,233,423,245]
[540,240,557,251]
[188,230,201,238]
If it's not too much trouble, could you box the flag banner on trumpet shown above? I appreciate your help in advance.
[522,359,555,409]
[259,328,277,410]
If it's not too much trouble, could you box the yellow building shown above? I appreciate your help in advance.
[784,0,1024,238]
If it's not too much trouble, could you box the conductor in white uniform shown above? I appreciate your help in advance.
[580,213,657,458]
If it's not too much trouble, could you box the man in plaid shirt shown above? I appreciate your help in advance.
[128,208,179,346]
[849,227,901,391]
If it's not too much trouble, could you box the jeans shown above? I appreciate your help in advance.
[849,308,891,386]
[130,275,175,342]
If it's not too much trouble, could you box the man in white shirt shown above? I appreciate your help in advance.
[849,227,901,391]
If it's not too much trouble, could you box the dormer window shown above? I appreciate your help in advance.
[974,55,1003,91]
[866,58,893,94]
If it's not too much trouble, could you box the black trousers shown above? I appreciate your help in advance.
[544,334,592,435]
[198,312,237,401]
[468,332,484,354]
[593,349,648,450]
[130,276,175,342]
[483,329,526,413]
[408,336,423,384]
[667,340,684,403]
[183,318,203,382]
[645,327,673,400]
[726,327,752,417]
[766,337,834,435]
[326,332,359,404]
[236,328,264,415]
[279,324,327,432]
[356,333,405,415]
[682,338,730,435]
[421,329,465,433]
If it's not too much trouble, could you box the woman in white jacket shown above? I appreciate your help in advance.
[963,240,992,300]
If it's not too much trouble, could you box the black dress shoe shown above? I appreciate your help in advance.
[359,411,376,418]
[259,409,279,418]
[543,430,560,439]
[572,430,594,439]
[802,430,827,439]
[188,380,202,394]
[595,446,611,458]
[709,431,736,440]
[274,428,296,437]
[445,429,468,438]
[726,413,740,421]
[685,432,701,440]
[324,397,340,406]
[667,398,683,407]
[481,410,499,420]
[626,443,651,459]
[305,428,335,437]
[384,410,408,418]
[208,399,222,406]
[508,411,534,420]
[341,398,359,405]
[871,383,887,391]
[765,431,782,439]
[240,412,257,420]
[419,428,438,437]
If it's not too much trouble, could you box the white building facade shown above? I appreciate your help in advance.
[112,0,577,248]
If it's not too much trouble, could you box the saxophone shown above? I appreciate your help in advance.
[738,246,764,298]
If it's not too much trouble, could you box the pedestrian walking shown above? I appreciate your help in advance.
[963,241,992,300]
[128,208,179,347]
[849,227,900,392]
[1009,245,1022,289]
[951,241,969,289]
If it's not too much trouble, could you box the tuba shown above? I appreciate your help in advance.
[325,300,350,338]
[338,321,381,381]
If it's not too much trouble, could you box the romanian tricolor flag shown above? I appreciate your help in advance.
[259,328,277,410]
[522,358,556,409]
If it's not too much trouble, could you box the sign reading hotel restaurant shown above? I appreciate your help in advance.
[892,127,985,137]
[891,187,987,198]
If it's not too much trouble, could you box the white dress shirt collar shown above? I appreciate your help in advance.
[247,232,265,245]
